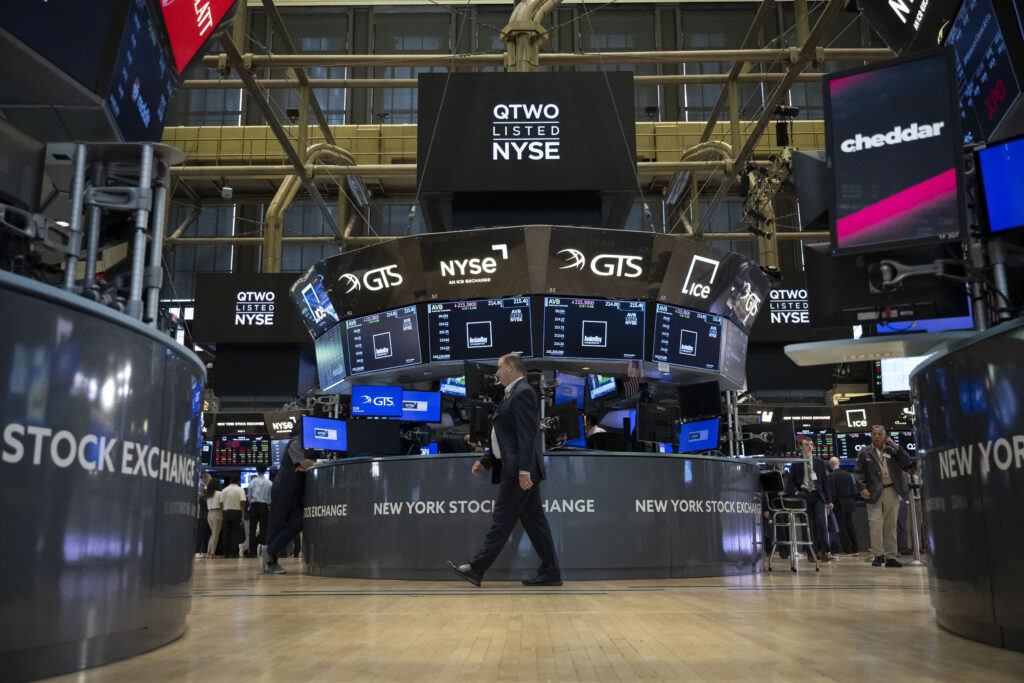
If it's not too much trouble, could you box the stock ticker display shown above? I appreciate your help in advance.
[344,306,422,374]
[542,297,645,360]
[651,304,723,371]
[427,298,533,362]
[213,435,271,467]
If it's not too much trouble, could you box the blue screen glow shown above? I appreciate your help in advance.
[401,391,442,422]
[351,386,403,417]
[303,417,347,451]
[979,136,1024,233]
[678,418,720,453]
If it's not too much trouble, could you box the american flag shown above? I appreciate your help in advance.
[621,361,644,397]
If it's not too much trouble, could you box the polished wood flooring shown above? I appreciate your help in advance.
[47,554,1024,682]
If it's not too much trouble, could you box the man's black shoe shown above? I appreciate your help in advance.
[872,555,885,567]
[522,575,563,586]
[446,560,482,587]
[885,558,903,568]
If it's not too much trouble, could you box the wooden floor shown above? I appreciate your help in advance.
[47,555,1024,682]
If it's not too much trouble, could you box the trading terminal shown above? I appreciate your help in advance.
[1,1,1024,681]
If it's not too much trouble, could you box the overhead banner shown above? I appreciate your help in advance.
[264,410,302,439]
[541,226,656,300]
[192,273,309,344]
[418,226,530,300]
[855,0,961,55]
[417,72,636,194]
[213,412,269,436]
[322,238,425,318]
[656,239,743,315]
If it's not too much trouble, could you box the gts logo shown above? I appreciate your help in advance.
[362,396,396,407]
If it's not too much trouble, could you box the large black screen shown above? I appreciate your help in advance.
[651,304,723,371]
[426,297,533,362]
[344,305,422,374]
[314,323,347,392]
[542,297,645,360]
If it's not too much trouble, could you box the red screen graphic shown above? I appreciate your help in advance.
[159,0,236,74]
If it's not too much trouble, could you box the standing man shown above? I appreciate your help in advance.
[447,353,561,587]
[855,425,912,567]
[828,457,860,555]
[244,465,272,558]
[259,421,316,575]
[786,436,835,562]
[220,475,246,559]
[194,471,212,557]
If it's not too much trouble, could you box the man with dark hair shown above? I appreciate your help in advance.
[856,425,912,567]
[828,456,860,555]
[259,421,316,575]
[447,353,562,587]
[786,435,835,562]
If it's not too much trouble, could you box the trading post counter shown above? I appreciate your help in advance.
[302,452,761,581]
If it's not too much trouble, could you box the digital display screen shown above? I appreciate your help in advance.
[213,435,270,467]
[106,0,177,142]
[159,0,236,74]
[979,135,1024,233]
[678,418,720,453]
[240,470,266,490]
[426,298,532,362]
[303,417,347,451]
[200,440,212,465]
[651,304,723,371]
[401,391,442,422]
[542,297,645,360]
[344,305,422,374]
[587,375,618,399]
[555,372,585,410]
[825,49,964,252]
[600,408,636,433]
[440,376,466,396]
[945,0,1022,143]
[880,356,931,394]
[270,439,289,469]
[351,386,404,417]
[314,323,347,392]
[291,265,340,339]
[780,429,836,460]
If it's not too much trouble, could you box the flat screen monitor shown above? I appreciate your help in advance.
[944,0,1023,144]
[426,297,533,362]
[564,416,587,448]
[741,421,796,456]
[270,439,289,469]
[200,440,213,465]
[344,305,422,374]
[587,375,618,400]
[351,386,404,417]
[401,391,442,422]
[542,297,645,360]
[978,134,1024,233]
[651,304,723,371]
[599,408,636,433]
[439,376,467,397]
[880,356,931,394]
[824,48,965,253]
[346,420,403,457]
[636,403,680,445]
[314,323,347,392]
[291,265,340,339]
[212,435,271,467]
[835,431,872,459]
[464,361,502,401]
[678,418,720,453]
[779,429,836,459]
[303,417,347,451]
[240,470,267,490]
[678,380,721,419]
[545,400,582,447]
[554,372,585,410]
[469,401,497,443]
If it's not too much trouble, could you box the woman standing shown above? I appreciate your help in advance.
[204,479,223,559]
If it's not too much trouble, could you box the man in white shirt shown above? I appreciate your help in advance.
[220,475,246,559]
[447,353,561,587]
[244,466,272,558]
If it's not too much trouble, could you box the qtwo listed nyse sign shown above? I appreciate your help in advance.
[235,290,275,326]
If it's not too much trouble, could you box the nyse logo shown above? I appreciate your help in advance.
[340,265,403,293]
[363,395,396,408]
[271,416,297,432]
[439,244,509,279]
[846,409,868,428]
[681,255,721,299]
[235,290,276,326]
[557,249,644,278]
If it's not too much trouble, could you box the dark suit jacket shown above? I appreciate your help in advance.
[855,443,911,503]
[828,468,860,506]
[479,378,545,485]
[786,457,833,505]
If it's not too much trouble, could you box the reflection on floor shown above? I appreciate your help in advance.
[45,555,1024,682]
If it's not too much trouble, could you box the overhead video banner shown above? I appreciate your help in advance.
[656,239,743,315]
[825,48,965,253]
[192,273,308,343]
[419,226,530,300]
[322,238,426,318]
[417,72,636,194]
[541,226,660,300]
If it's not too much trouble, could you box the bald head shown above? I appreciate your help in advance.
[829,457,840,471]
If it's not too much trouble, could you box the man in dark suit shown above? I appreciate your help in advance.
[786,435,835,562]
[827,456,860,555]
[447,353,561,587]
[855,425,912,567]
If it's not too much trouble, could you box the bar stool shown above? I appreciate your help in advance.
[760,471,819,572]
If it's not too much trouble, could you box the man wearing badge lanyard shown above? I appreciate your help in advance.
[787,435,835,562]
[855,425,912,568]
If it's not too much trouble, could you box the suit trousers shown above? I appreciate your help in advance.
[470,478,559,576]
[247,502,270,553]
[834,501,859,554]
[222,510,243,558]
[867,485,901,559]
[796,491,828,556]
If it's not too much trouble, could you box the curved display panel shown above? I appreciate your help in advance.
[426,297,533,362]
[542,297,645,360]
[344,305,422,375]
[651,304,723,371]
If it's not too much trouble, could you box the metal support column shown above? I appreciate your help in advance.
[63,144,87,291]
[988,238,1013,321]
[126,144,154,321]
[83,163,105,291]
[144,180,168,326]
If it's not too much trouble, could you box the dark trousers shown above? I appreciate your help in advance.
[470,478,559,576]
[834,501,859,553]
[267,496,303,563]
[222,510,243,558]
[194,514,211,555]
[796,491,829,556]
[247,502,269,554]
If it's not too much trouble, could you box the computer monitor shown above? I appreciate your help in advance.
[741,421,796,456]
[636,403,680,446]
[346,420,403,457]
[587,374,618,400]
[469,401,497,443]
[978,133,1024,233]
[554,372,585,410]
[464,360,503,401]
[678,418,720,454]
[544,400,581,447]
[351,385,403,418]
[439,376,467,397]
[303,417,347,451]
[678,380,721,420]
[401,391,442,422]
